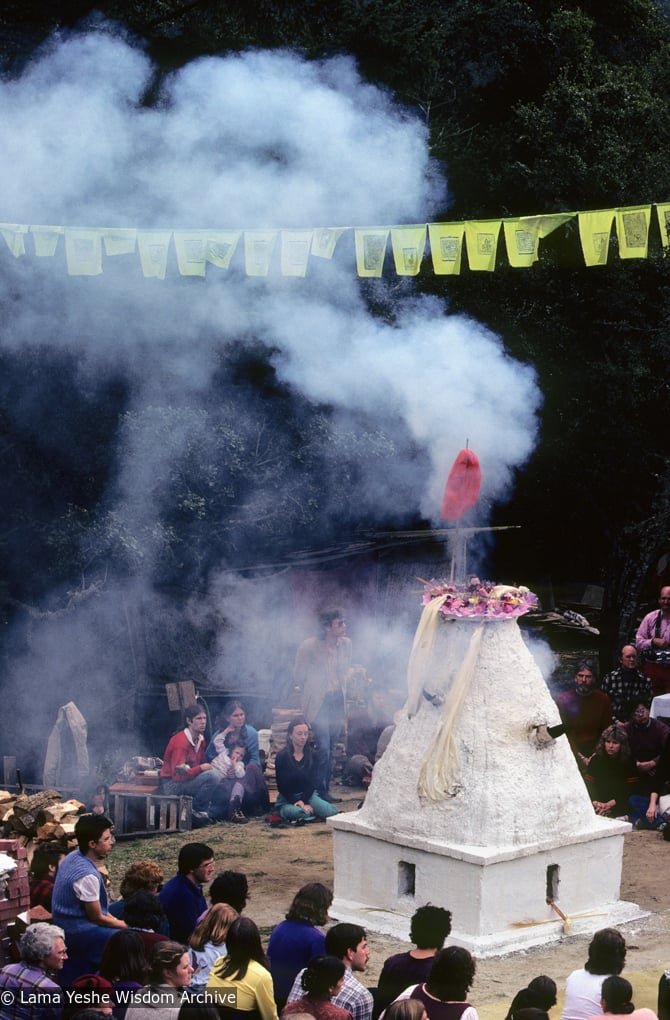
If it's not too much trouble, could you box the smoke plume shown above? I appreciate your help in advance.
[0,25,541,777]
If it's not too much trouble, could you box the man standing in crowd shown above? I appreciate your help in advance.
[286,922,373,1020]
[636,586,670,694]
[52,814,126,985]
[159,842,215,944]
[601,646,653,722]
[294,608,352,799]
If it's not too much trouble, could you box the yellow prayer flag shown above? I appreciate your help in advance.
[312,227,346,259]
[30,225,64,257]
[354,229,389,277]
[616,205,650,259]
[206,231,240,269]
[428,223,465,275]
[503,213,574,268]
[656,204,670,247]
[64,229,102,276]
[391,225,426,276]
[464,220,501,271]
[102,228,137,257]
[0,223,28,258]
[173,231,208,277]
[244,231,278,276]
[137,231,172,279]
[281,230,313,277]
[578,210,614,266]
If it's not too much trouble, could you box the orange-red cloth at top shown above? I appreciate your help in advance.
[440,448,482,520]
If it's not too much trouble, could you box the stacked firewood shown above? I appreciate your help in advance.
[0,790,85,842]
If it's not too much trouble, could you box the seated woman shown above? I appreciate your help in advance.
[189,902,238,988]
[268,883,332,1008]
[98,930,148,1019]
[505,977,557,1020]
[125,941,194,1020]
[281,955,350,1020]
[585,725,638,818]
[108,861,167,932]
[207,916,278,1020]
[207,700,271,821]
[595,975,657,1020]
[387,946,478,1020]
[274,718,339,824]
[123,892,170,956]
[561,928,627,1020]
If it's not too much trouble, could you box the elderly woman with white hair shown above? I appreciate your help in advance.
[0,921,67,1020]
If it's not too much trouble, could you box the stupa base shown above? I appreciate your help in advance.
[328,813,646,958]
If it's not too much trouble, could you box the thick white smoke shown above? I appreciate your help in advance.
[0,25,542,769]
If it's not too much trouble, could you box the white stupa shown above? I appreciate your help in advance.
[329,584,643,956]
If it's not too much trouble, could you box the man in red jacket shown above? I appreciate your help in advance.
[160,703,227,823]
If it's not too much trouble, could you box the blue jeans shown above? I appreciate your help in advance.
[628,793,665,829]
[310,692,344,795]
[276,792,339,821]
[163,772,229,817]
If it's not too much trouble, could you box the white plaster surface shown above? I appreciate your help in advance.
[329,614,642,956]
[357,617,606,845]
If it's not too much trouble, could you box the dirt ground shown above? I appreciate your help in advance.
[110,785,670,1011]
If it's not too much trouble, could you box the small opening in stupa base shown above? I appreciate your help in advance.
[546,863,560,901]
[398,861,416,898]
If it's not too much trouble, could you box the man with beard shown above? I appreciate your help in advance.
[555,662,612,771]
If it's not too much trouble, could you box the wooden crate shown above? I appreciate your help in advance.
[109,784,192,836]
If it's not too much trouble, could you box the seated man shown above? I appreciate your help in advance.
[160,702,228,823]
[555,662,612,770]
[0,922,66,1020]
[625,700,669,793]
[286,922,373,1020]
[159,841,215,944]
[375,905,453,1017]
[52,814,126,986]
[601,646,653,723]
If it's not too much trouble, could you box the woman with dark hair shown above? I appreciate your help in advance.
[561,929,627,1020]
[585,726,638,818]
[189,903,238,988]
[387,946,478,1020]
[98,930,148,1019]
[274,719,338,824]
[268,883,333,1008]
[29,843,65,915]
[595,976,656,1020]
[207,916,278,1020]
[123,892,170,956]
[281,956,350,1020]
[505,976,557,1020]
[206,701,270,820]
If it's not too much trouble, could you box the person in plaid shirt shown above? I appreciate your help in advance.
[0,922,67,1020]
[286,923,372,1020]
[601,646,652,723]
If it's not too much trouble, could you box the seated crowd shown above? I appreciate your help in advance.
[0,815,665,1020]
[552,646,670,831]
[3,612,670,1020]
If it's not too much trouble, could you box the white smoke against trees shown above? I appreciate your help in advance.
[0,25,543,765]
